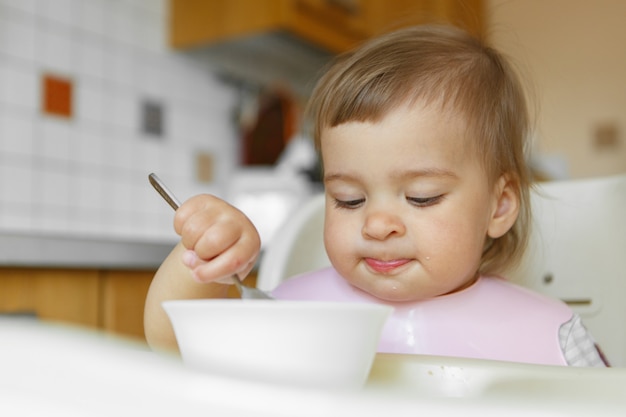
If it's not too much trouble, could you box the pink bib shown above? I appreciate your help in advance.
[271,267,572,366]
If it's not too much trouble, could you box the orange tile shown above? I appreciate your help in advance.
[42,74,73,118]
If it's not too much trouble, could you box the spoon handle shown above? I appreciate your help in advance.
[149,173,181,210]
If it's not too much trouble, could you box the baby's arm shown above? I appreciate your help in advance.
[144,194,261,351]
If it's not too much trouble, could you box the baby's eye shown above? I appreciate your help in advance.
[333,198,365,209]
[407,195,444,207]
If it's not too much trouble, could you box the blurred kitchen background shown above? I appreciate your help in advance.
[0,0,624,245]
[0,0,625,343]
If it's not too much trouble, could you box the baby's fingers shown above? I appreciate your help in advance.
[183,248,258,284]
[174,195,228,249]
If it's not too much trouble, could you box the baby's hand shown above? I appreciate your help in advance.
[173,194,261,284]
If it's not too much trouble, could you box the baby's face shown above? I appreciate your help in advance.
[321,102,504,302]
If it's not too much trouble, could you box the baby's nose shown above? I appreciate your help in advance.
[361,210,406,240]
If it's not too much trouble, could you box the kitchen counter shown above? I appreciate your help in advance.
[0,231,175,269]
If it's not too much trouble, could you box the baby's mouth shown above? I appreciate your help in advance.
[364,258,411,274]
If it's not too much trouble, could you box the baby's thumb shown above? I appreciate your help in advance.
[181,249,199,268]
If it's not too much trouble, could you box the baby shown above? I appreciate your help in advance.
[145,25,607,367]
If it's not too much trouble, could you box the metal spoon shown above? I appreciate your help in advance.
[149,173,273,300]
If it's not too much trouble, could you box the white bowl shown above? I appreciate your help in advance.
[163,299,392,390]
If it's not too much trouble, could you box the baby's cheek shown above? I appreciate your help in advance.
[324,223,352,261]
[324,238,343,266]
[324,234,352,274]
[323,219,342,255]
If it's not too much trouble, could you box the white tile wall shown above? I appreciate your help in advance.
[0,0,239,242]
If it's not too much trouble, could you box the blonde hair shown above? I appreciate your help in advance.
[306,25,532,275]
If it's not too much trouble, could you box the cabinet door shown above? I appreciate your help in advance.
[170,0,282,48]
[170,0,484,53]
[284,0,372,52]
[0,268,100,328]
[100,270,155,341]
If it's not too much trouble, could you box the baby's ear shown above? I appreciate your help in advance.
[487,175,520,239]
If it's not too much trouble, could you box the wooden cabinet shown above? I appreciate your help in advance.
[0,268,101,327]
[100,270,155,339]
[170,0,484,53]
[0,268,153,342]
[0,268,257,343]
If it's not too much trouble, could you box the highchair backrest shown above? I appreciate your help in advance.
[507,174,626,366]
[256,192,329,292]
[256,175,626,366]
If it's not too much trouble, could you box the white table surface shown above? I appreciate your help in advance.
[2,317,625,416]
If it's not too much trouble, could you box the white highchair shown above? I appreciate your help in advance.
[507,174,626,366]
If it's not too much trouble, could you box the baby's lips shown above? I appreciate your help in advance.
[365,257,411,273]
